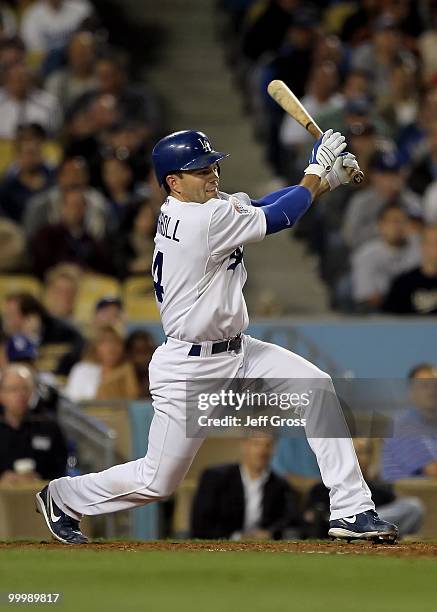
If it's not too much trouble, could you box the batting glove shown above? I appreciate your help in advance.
[326,152,360,191]
[304,129,347,179]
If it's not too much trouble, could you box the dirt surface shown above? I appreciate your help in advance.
[1,540,437,558]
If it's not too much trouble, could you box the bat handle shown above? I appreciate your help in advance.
[352,169,364,185]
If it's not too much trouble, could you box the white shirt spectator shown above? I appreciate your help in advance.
[240,466,269,532]
[64,361,101,401]
[352,236,421,303]
[0,88,62,138]
[21,0,92,54]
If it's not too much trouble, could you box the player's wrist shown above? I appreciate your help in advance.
[304,163,327,179]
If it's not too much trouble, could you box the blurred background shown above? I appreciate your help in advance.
[0,0,437,543]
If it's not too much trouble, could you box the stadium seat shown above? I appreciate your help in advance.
[123,277,160,321]
[81,402,131,462]
[74,274,121,323]
[0,481,91,540]
[0,275,43,301]
[395,479,437,538]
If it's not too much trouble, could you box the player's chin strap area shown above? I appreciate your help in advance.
[187,333,242,357]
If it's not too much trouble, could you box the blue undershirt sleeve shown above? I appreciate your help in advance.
[251,185,297,207]
[255,185,312,235]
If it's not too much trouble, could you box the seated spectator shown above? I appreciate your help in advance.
[20,0,93,57]
[101,157,144,227]
[304,438,423,538]
[407,120,437,197]
[1,292,84,375]
[191,435,299,540]
[382,363,437,480]
[0,2,17,41]
[241,0,296,62]
[93,296,124,331]
[113,201,156,279]
[423,181,437,224]
[45,30,98,113]
[0,218,27,273]
[351,15,416,102]
[0,123,56,223]
[351,204,421,311]
[125,328,156,398]
[342,150,422,251]
[30,186,113,278]
[24,156,111,240]
[383,224,437,314]
[5,334,60,413]
[377,61,419,136]
[64,325,140,401]
[43,264,81,322]
[69,50,158,132]
[0,61,62,138]
[0,364,67,483]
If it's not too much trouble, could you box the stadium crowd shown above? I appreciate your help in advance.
[219,0,437,312]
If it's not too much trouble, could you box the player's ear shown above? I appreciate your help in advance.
[166,173,181,194]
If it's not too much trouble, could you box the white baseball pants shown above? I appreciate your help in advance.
[50,335,374,521]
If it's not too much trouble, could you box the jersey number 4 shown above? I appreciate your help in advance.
[153,251,164,303]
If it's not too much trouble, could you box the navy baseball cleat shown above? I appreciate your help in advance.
[328,510,398,543]
[35,485,88,545]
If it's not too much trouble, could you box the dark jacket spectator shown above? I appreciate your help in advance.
[0,364,67,482]
[113,201,156,279]
[0,124,56,223]
[383,225,437,314]
[1,292,84,375]
[191,437,298,540]
[30,186,112,278]
[241,0,294,61]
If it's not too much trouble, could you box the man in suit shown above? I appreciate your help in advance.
[190,435,299,540]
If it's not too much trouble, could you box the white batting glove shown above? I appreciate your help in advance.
[326,153,360,191]
[304,129,347,179]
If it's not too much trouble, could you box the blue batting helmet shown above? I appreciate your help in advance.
[152,130,229,187]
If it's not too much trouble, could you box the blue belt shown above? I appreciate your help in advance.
[188,334,242,356]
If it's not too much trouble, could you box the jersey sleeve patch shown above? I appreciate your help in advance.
[230,196,252,215]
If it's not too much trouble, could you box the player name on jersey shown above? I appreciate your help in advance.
[157,212,180,242]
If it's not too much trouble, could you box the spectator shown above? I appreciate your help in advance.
[64,325,140,401]
[191,435,299,540]
[304,438,423,538]
[24,156,111,240]
[407,121,437,197]
[125,329,156,398]
[241,0,297,61]
[20,0,92,56]
[5,334,60,413]
[43,264,81,322]
[101,157,144,227]
[351,15,416,102]
[382,363,437,480]
[342,150,422,250]
[0,37,26,71]
[382,224,437,314]
[0,123,56,223]
[113,201,156,279]
[45,30,98,113]
[0,2,17,42]
[0,218,27,273]
[0,61,62,138]
[377,61,419,135]
[93,297,124,331]
[1,292,84,375]
[351,204,421,311]
[339,0,380,47]
[30,186,113,278]
[70,50,158,130]
[0,364,67,483]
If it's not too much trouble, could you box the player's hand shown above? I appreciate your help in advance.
[304,129,347,179]
[326,152,360,191]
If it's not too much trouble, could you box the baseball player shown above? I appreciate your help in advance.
[36,129,398,544]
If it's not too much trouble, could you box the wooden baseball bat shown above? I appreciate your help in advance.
[267,79,364,184]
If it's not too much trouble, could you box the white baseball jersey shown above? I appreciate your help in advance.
[152,192,266,342]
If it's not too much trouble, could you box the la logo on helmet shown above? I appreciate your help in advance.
[198,138,212,153]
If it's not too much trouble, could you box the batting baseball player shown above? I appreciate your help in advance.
[36,129,398,544]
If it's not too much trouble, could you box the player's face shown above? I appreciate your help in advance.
[168,164,220,203]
